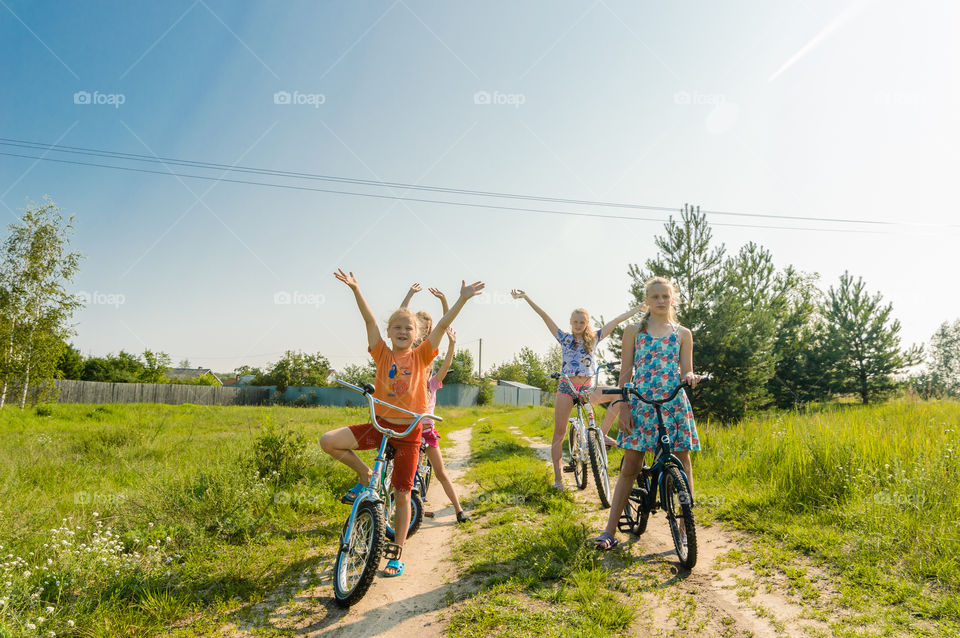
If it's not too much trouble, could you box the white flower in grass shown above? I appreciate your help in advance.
[23,570,31,578]
[92,512,99,517]
[67,620,74,627]
[37,616,45,623]
[45,606,54,613]
[26,623,36,630]
[49,632,56,637]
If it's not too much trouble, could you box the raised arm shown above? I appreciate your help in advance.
[599,303,643,340]
[427,280,485,349]
[435,328,457,382]
[510,289,560,337]
[334,269,380,349]
[428,287,450,315]
[399,283,422,309]
[616,323,639,433]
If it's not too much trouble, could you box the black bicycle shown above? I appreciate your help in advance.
[603,375,710,569]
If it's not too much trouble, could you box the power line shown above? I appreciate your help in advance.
[0,137,931,228]
[0,145,952,235]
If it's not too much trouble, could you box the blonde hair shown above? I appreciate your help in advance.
[414,311,433,346]
[387,308,417,330]
[638,277,678,332]
[570,308,597,352]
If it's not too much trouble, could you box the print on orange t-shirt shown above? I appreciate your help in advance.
[369,338,438,420]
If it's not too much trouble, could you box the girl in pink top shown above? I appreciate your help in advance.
[401,285,470,523]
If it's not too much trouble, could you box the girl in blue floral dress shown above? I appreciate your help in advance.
[594,276,702,550]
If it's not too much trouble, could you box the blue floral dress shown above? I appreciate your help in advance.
[617,323,700,452]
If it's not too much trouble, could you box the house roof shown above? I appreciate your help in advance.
[165,367,218,381]
[496,380,542,390]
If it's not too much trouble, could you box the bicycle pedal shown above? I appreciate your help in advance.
[617,515,634,533]
[562,464,575,473]
[383,543,402,561]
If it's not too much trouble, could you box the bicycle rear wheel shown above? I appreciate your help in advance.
[663,464,697,569]
[333,500,384,607]
[587,429,611,508]
[385,486,424,541]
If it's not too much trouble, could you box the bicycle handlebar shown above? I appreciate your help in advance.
[602,374,712,405]
[335,379,442,439]
[551,362,617,395]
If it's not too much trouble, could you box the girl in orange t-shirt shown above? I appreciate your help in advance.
[321,270,484,577]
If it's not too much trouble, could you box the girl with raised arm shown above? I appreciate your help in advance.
[511,289,640,489]
[321,270,484,576]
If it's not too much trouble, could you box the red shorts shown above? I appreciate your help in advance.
[348,417,421,491]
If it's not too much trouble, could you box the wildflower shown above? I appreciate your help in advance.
[26,623,36,630]
[37,616,45,623]
[67,620,75,627]
[46,606,54,613]
[92,512,99,517]
[23,570,31,578]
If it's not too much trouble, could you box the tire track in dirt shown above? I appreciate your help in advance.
[223,427,476,637]
[513,427,836,637]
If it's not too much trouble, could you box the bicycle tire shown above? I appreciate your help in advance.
[587,429,611,508]
[569,422,588,490]
[333,500,383,607]
[385,488,424,541]
[663,464,697,569]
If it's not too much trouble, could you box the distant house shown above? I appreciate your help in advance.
[222,374,256,387]
[494,379,543,406]
[163,367,223,386]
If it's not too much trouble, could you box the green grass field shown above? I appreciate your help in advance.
[1,399,958,636]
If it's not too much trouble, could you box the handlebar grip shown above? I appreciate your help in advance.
[362,383,375,395]
[550,373,561,380]
[601,388,623,395]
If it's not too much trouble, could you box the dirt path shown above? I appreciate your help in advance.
[515,427,838,638]
[225,427,476,637]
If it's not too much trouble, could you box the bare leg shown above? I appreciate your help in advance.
[603,449,643,538]
[385,490,411,575]
[552,394,574,486]
[425,445,463,513]
[590,387,620,442]
[672,450,694,497]
[320,427,373,485]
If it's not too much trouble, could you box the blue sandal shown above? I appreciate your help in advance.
[593,532,619,551]
[340,483,364,504]
[383,559,404,577]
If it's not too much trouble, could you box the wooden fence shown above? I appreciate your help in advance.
[53,380,270,406]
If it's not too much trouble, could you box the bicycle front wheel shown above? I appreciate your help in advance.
[587,429,611,508]
[333,500,384,607]
[663,464,697,569]
[569,422,588,490]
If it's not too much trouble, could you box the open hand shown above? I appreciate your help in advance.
[408,283,422,295]
[334,269,359,290]
[428,287,446,300]
[445,327,456,343]
[460,280,485,299]
[510,289,527,300]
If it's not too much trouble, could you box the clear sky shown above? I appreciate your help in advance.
[1,0,958,374]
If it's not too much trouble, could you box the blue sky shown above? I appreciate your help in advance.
[2,0,958,373]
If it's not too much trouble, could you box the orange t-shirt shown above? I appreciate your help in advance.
[369,338,438,420]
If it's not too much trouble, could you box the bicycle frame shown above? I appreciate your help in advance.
[336,379,441,550]
[554,363,615,468]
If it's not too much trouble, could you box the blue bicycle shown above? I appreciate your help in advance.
[332,380,440,607]
[603,375,710,569]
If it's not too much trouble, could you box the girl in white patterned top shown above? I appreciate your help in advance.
[511,289,641,489]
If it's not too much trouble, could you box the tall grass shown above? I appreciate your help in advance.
[696,400,960,619]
